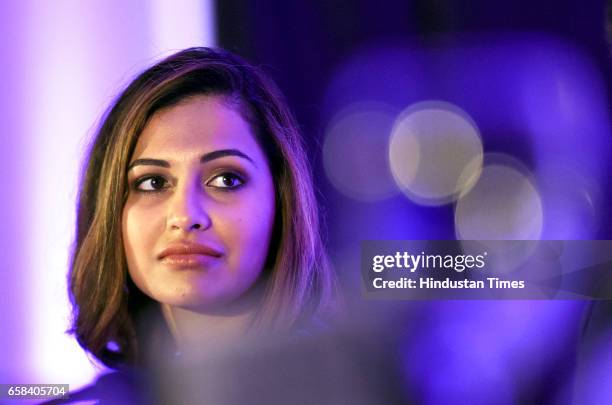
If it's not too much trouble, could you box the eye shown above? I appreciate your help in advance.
[206,173,244,190]
[134,175,168,192]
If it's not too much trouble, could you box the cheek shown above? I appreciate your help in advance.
[122,201,164,280]
[216,188,276,272]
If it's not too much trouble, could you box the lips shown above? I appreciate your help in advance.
[158,241,223,268]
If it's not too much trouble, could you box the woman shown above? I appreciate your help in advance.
[68,47,337,374]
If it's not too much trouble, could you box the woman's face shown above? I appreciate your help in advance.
[122,95,276,310]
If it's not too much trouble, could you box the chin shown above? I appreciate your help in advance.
[155,289,241,310]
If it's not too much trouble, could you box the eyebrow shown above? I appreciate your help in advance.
[127,148,255,171]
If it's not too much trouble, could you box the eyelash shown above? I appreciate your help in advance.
[132,172,245,193]
[133,175,168,193]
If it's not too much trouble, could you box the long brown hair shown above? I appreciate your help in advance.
[69,47,336,369]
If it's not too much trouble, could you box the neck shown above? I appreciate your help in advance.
[160,286,265,357]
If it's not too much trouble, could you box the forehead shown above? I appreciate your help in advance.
[132,95,261,159]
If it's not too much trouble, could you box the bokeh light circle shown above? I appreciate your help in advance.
[455,156,543,241]
[323,102,399,201]
[388,100,483,206]
[456,155,545,277]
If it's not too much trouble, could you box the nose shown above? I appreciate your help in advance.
[166,181,211,232]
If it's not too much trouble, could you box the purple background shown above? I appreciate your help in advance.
[2,1,611,403]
